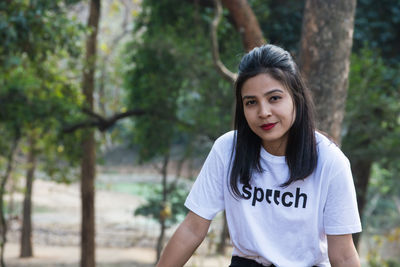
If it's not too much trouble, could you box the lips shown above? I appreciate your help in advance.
[261,123,277,130]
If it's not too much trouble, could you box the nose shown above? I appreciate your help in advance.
[258,102,272,118]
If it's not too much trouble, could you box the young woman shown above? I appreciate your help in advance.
[156,44,362,267]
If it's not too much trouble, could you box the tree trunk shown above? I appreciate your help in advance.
[20,135,37,258]
[81,1,100,267]
[351,159,372,249]
[156,154,170,263]
[156,219,166,263]
[0,136,19,267]
[299,0,357,144]
[81,130,96,267]
[221,0,265,52]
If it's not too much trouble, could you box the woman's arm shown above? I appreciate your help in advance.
[327,234,360,267]
[156,211,211,267]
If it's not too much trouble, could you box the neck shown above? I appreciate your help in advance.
[262,139,287,156]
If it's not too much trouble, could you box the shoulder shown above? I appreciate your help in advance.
[315,131,350,170]
[214,131,236,148]
[212,130,236,158]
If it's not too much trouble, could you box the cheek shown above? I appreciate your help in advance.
[243,110,256,127]
[244,109,257,121]
[282,98,296,126]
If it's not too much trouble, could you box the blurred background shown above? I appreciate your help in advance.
[0,0,399,266]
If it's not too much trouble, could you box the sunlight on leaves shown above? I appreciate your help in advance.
[100,42,110,54]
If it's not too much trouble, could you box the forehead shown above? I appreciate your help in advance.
[241,73,289,96]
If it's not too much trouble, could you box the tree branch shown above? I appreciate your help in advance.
[221,0,265,52]
[63,108,147,133]
[63,108,197,134]
[211,0,237,83]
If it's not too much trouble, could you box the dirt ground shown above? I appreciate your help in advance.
[5,178,232,267]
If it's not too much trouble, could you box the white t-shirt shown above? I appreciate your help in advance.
[185,131,362,267]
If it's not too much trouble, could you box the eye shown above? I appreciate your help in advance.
[270,95,281,102]
[245,99,256,106]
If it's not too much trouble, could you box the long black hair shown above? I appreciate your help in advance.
[230,44,317,198]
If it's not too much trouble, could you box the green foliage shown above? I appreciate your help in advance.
[0,0,84,66]
[367,235,400,267]
[344,48,400,261]
[125,39,182,160]
[370,161,400,196]
[367,235,389,267]
[364,162,400,231]
[353,0,400,65]
[342,47,400,161]
[0,57,84,181]
[0,0,85,182]
[124,2,239,234]
[252,0,304,54]
[0,125,20,171]
[39,129,83,184]
[0,0,85,133]
[0,58,82,127]
[134,182,188,227]
[124,0,237,162]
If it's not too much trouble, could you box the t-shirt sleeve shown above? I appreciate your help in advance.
[184,141,226,220]
[323,155,362,235]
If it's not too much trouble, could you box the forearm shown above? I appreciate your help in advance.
[156,224,204,267]
[156,212,210,267]
[330,253,360,267]
[328,234,360,267]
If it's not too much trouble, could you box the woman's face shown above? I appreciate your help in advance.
[241,73,296,156]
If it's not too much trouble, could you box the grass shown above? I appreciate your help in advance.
[96,182,156,198]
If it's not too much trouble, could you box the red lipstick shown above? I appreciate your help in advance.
[261,123,277,130]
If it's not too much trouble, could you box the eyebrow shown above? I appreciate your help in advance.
[242,89,284,100]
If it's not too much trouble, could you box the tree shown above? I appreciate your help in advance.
[20,132,36,258]
[299,0,357,144]
[0,59,82,264]
[80,0,100,266]
[4,2,147,266]
[342,48,400,247]
[1,2,84,263]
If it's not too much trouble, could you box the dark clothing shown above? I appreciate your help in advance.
[229,256,274,267]
[229,256,318,267]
